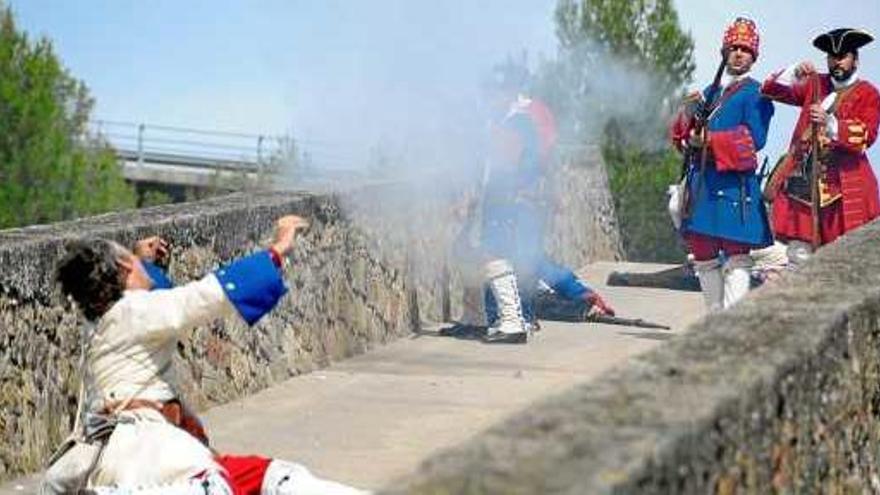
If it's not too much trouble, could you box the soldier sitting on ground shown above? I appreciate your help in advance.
[46,215,368,495]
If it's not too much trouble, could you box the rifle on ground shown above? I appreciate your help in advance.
[585,313,671,330]
[534,294,671,330]
[682,55,728,218]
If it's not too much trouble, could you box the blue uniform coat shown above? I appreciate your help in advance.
[681,77,774,247]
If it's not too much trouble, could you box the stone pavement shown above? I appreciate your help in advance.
[0,262,703,493]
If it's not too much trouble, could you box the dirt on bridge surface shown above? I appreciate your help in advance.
[1,262,704,493]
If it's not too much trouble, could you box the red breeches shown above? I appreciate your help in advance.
[685,232,751,261]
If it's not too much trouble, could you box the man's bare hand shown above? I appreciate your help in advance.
[794,61,817,80]
[682,91,704,118]
[585,292,616,317]
[809,104,828,125]
[272,215,310,256]
[688,127,708,149]
[133,236,169,263]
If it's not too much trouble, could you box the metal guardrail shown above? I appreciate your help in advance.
[90,119,373,174]
[115,149,263,172]
[90,119,286,171]
[88,119,372,189]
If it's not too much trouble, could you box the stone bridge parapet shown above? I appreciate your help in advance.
[389,218,880,494]
[0,148,621,481]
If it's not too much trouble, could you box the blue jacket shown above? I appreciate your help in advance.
[681,77,774,247]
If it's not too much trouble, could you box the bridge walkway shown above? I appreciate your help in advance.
[0,261,703,492]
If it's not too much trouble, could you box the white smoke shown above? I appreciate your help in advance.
[539,38,680,152]
[267,3,684,314]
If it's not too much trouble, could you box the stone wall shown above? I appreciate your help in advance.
[344,146,623,324]
[0,150,622,481]
[545,145,621,267]
[0,192,413,480]
[388,218,880,494]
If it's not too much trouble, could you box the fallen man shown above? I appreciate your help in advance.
[45,215,368,495]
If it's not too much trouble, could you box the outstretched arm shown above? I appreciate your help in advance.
[761,62,813,106]
[121,215,309,342]
[538,259,616,316]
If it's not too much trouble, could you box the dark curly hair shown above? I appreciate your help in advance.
[56,239,127,321]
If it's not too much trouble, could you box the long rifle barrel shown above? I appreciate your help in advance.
[684,54,728,217]
[585,313,671,330]
[810,74,822,249]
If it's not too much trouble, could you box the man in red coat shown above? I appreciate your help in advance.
[762,28,880,266]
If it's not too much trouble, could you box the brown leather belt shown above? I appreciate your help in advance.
[101,398,208,446]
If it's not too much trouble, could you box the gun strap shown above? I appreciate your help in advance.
[705,78,750,123]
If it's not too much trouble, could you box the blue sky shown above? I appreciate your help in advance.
[8,0,880,169]
[9,1,559,166]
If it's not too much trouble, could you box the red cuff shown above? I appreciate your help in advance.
[709,126,758,172]
[670,112,692,152]
[268,247,283,268]
[836,118,869,153]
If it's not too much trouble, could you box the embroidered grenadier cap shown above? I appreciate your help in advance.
[722,17,760,59]
[813,28,874,56]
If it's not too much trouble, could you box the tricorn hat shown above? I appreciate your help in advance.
[813,28,874,55]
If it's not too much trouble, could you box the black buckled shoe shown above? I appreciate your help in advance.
[438,322,487,339]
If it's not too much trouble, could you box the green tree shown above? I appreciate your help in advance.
[548,0,695,145]
[538,0,696,261]
[554,0,695,93]
[0,6,134,229]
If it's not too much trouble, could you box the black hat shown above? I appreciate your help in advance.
[813,28,874,55]
[484,61,531,92]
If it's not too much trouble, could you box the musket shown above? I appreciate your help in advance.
[809,73,822,249]
[683,54,728,218]
[584,313,671,330]
[757,156,770,180]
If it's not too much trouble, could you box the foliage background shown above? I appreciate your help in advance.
[0,5,134,229]
[537,0,697,262]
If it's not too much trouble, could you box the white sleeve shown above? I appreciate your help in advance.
[821,92,839,140]
[117,275,236,344]
[826,115,839,139]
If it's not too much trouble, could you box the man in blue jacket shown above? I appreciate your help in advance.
[670,17,775,311]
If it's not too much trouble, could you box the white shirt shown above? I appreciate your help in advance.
[84,275,237,487]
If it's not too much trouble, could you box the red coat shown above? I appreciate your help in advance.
[762,72,880,245]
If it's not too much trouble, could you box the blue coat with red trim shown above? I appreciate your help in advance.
[673,77,775,247]
[481,98,550,265]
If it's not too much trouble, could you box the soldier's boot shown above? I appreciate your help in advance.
[439,285,486,338]
[723,254,753,309]
[482,259,528,344]
[262,459,372,495]
[693,257,724,312]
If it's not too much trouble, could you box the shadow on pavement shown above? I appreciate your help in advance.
[617,331,675,341]
[431,293,672,342]
[606,265,701,292]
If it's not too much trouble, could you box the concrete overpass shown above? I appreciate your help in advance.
[93,120,274,187]
[93,120,364,197]
[118,149,263,188]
